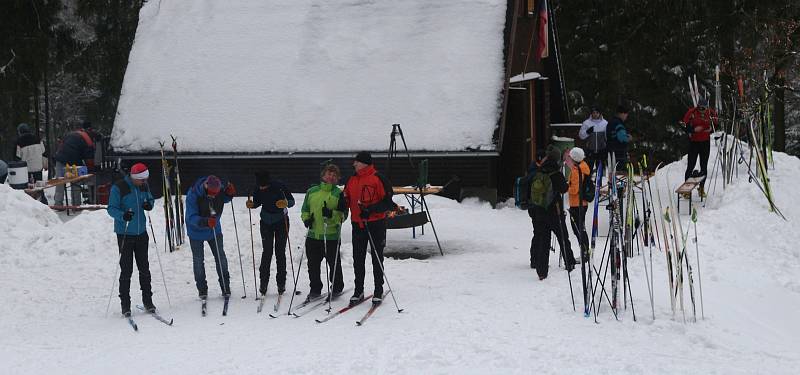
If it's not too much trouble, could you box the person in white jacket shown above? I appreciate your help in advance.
[15,123,48,203]
[578,107,608,172]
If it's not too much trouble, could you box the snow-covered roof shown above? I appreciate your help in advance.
[509,72,542,83]
[111,1,507,153]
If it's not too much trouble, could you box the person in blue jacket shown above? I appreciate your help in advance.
[106,163,156,316]
[186,175,236,299]
[245,171,295,296]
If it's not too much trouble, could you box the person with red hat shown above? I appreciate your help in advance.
[343,151,394,306]
[185,175,236,300]
[106,162,156,317]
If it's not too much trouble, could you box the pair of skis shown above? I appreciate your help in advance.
[315,292,392,326]
[124,306,174,331]
[201,296,230,317]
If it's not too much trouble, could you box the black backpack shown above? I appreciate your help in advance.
[580,175,596,202]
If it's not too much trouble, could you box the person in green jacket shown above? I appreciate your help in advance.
[301,164,348,300]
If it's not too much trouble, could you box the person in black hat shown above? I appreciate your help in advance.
[15,123,48,203]
[606,105,631,170]
[246,171,295,296]
[343,151,394,305]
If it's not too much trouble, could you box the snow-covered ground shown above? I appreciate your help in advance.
[1,150,799,374]
[112,0,506,153]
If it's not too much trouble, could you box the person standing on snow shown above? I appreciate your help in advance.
[605,105,631,171]
[529,146,575,280]
[300,164,348,301]
[344,151,394,305]
[567,147,591,260]
[245,171,295,297]
[53,121,96,206]
[106,163,156,316]
[680,98,717,197]
[186,175,235,299]
[15,123,48,202]
[578,107,608,172]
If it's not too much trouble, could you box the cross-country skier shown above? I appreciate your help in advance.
[680,98,718,197]
[300,163,348,301]
[529,146,575,280]
[106,163,156,316]
[186,175,235,299]
[343,151,394,305]
[578,107,608,172]
[245,171,295,297]
[567,147,591,258]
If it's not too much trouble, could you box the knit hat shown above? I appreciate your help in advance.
[17,123,32,135]
[546,145,562,162]
[569,147,586,162]
[616,105,630,114]
[354,151,373,165]
[81,120,92,129]
[255,171,271,186]
[205,175,222,196]
[130,163,149,180]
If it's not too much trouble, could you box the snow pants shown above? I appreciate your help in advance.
[685,140,711,188]
[259,219,288,294]
[117,232,152,308]
[305,237,344,295]
[189,234,230,297]
[530,207,576,278]
[352,219,386,295]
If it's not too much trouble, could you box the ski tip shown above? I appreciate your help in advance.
[268,314,279,319]
[168,319,174,325]
[355,321,363,326]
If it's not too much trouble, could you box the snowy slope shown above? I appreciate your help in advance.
[1,149,799,374]
[111,1,506,153]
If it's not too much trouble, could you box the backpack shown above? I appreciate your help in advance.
[530,171,557,208]
[580,174,596,202]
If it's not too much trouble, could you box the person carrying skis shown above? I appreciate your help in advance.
[15,123,48,204]
[186,175,235,299]
[106,163,156,316]
[529,146,576,280]
[53,121,96,207]
[344,151,394,305]
[300,164,348,301]
[245,171,295,297]
[605,105,631,171]
[567,147,591,259]
[680,98,717,197]
[578,107,608,172]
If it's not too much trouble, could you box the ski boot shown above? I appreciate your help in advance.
[305,292,321,303]
[121,299,132,317]
[349,291,364,307]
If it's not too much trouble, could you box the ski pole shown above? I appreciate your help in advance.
[363,219,404,313]
[229,198,247,299]
[287,245,305,315]
[692,208,704,319]
[209,203,230,297]
[248,192,258,296]
[323,219,331,306]
[146,210,173,310]
[105,210,131,316]
[281,191,298,291]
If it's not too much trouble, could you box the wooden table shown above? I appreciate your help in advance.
[389,185,444,255]
[25,174,95,214]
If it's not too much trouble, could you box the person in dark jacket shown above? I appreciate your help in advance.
[106,163,156,316]
[680,98,717,197]
[343,151,394,305]
[15,123,48,203]
[605,105,631,171]
[245,171,295,296]
[186,175,235,299]
[54,122,96,206]
[300,164,348,300]
[529,146,576,280]
[0,160,7,184]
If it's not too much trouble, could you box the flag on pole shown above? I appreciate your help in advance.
[536,0,549,59]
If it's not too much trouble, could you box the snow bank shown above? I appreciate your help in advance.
[112,0,507,153]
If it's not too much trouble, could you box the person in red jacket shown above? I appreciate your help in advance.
[343,151,394,306]
[680,98,718,196]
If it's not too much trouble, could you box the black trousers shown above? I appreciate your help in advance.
[685,140,711,187]
[586,150,607,173]
[117,232,152,306]
[259,219,288,294]
[352,219,386,295]
[569,206,590,256]
[305,237,344,295]
[530,208,576,278]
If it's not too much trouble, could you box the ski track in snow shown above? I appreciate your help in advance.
[2,151,800,374]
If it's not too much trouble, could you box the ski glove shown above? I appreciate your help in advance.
[123,211,134,221]
[276,199,289,209]
[321,205,333,218]
[205,216,217,228]
[304,217,313,228]
[142,201,153,211]
[245,199,255,209]
[359,207,371,220]
[225,182,236,196]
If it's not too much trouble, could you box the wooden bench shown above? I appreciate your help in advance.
[675,176,706,214]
